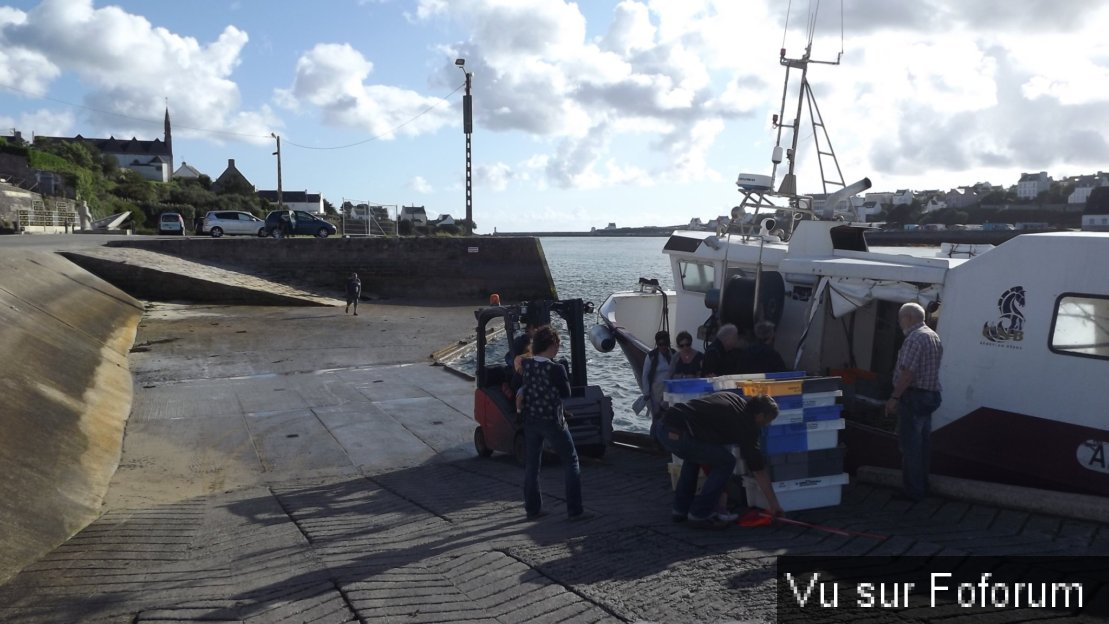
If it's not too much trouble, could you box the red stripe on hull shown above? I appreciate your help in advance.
[845,408,1109,497]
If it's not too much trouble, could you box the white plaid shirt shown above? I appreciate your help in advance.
[895,322,943,392]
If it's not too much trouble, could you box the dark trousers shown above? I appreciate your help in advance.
[898,388,941,500]
[655,425,736,519]
[522,417,582,517]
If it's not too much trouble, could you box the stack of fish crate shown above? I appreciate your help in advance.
[713,373,848,512]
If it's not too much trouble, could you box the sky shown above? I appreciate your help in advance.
[1,0,1108,233]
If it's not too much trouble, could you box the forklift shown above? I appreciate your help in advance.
[473,298,613,464]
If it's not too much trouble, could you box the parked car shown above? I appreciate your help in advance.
[263,210,336,238]
[157,212,185,235]
[203,211,266,237]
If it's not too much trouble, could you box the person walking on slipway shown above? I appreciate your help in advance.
[345,272,361,315]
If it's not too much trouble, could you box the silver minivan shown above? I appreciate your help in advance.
[203,211,266,237]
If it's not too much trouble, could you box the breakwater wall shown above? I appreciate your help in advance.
[107,236,557,302]
[0,251,143,584]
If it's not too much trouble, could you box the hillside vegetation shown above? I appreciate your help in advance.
[1,137,269,231]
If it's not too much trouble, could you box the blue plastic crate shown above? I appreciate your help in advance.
[762,429,806,454]
[774,394,803,410]
[660,379,714,392]
[663,378,714,393]
[766,371,806,380]
[803,404,843,422]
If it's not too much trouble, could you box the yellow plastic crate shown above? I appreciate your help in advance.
[739,379,804,396]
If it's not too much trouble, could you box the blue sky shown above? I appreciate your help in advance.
[2,0,1108,232]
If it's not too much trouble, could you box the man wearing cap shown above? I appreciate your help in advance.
[655,392,784,529]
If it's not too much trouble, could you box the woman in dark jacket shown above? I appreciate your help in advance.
[518,325,587,520]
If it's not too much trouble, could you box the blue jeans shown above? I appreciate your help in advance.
[898,388,941,500]
[523,417,582,517]
[655,424,736,519]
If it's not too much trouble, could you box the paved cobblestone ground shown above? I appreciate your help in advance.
[3,297,1109,623]
[5,448,1109,623]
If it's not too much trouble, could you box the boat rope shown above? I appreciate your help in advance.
[757,511,889,541]
[782,0,794,50]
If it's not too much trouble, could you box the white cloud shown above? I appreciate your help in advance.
[408,176,434,194]
[0,108,74,137]
[418,0,763,190]
[277,43,454,139]
[0,0,267,143]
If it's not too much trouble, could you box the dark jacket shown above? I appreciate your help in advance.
[701,339,742,377]
[662,391,766,471]
[345,277,361,298]
[737,343,788,374]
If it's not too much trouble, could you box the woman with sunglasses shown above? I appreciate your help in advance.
[667,330,704,380]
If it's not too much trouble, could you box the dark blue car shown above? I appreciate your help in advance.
[264,210,337,238]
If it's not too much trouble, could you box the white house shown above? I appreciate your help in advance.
[921,195,947,214]
[172,162,202,180]
[432,214,455,226]
[257,190,324,214]
[1068,173,1108,205]
[892,189,915,206]
[944,188,979,209]
[400,205,428,226]
[1017,171,1052,200]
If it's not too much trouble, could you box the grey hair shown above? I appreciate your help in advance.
[716,323,739,341]
[899,302,926,323]
[754,320,776,341]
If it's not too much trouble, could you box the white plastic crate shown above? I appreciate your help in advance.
[802,390,842,408]
[743,472,849,511]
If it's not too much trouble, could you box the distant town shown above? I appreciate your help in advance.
[578,172,1109,235]
[2,115,1108,235]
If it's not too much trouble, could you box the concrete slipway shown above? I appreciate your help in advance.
[2,236,1109,623]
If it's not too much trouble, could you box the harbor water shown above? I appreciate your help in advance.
[450,236,674,435]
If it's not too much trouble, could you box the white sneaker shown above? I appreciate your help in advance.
[713,511,739,523]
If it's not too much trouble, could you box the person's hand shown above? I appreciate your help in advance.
[884,398,899,415]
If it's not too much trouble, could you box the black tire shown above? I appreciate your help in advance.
[474,427,493,458]
[317,227,330,238]
[210,227,223,238]
[257,227,267,237]
[513,431,527,466]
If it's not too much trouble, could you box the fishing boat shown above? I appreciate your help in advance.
[593,27,1109,498]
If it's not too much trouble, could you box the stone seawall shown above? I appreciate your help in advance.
[0,251,143,584]
[107,236,558,302]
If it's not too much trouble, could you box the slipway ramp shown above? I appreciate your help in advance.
[60,247,343,307]
[0,251,143,584]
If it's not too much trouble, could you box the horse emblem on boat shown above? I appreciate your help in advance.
[982,286,1025,342]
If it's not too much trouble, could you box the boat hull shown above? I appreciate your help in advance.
[846,408,1109,498]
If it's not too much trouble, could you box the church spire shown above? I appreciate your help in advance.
[163,104,172,153]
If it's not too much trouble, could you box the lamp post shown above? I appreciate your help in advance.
[455,58,473,236]
[271,132,283,209]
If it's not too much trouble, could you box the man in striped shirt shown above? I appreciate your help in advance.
[885,302,943,501]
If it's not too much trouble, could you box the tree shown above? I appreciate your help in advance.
[323,199,337,216]
[1086,186,1109,215]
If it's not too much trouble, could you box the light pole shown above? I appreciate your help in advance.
[455,58,473,236]
[271,132,283,209]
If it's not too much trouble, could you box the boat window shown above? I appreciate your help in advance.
[1049,294,1109,360]
[679,261,714,293]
